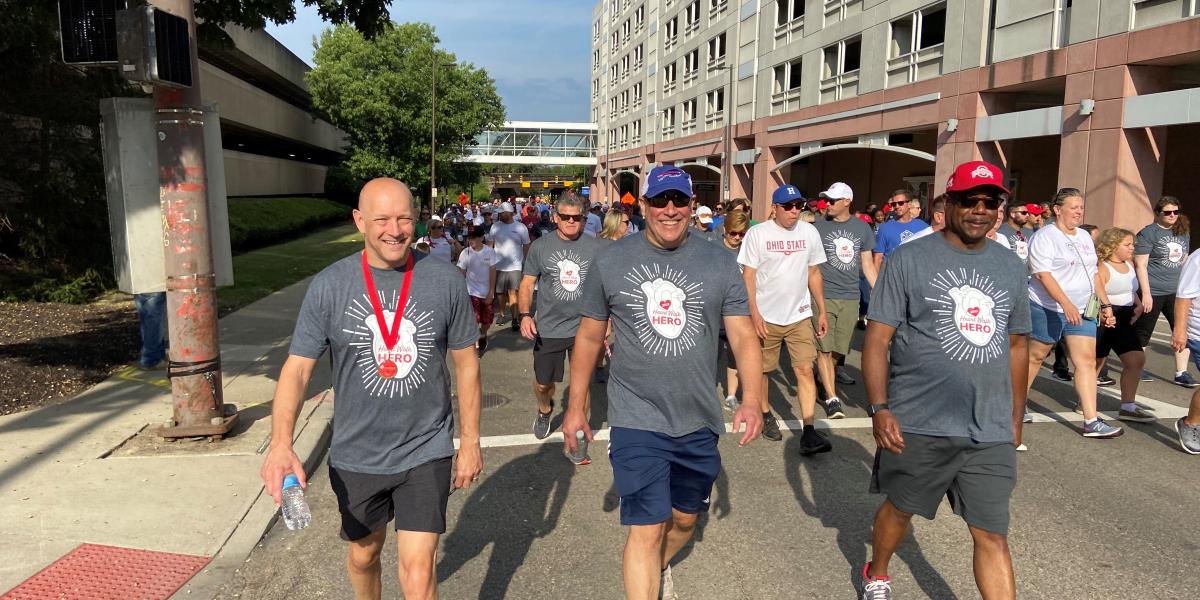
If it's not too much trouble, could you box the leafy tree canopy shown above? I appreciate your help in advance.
[307,22,505,199]
[197,0,391,42]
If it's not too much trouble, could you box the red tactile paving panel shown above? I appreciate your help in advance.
[2,543,209,600]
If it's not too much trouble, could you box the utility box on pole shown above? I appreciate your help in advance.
[116,5,193,88]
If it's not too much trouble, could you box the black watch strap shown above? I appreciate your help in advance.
[867,403,890,416]
[519,312,533,319]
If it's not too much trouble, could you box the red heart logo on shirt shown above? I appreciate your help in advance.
[566,270,573,276]
[660,300,672,310]
[968,307,981,317]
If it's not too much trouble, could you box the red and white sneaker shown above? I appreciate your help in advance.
[861,562,893,600]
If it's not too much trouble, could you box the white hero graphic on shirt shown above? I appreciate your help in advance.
[350,295,435,397]
[548,248,590,300]
[1161,238,1186,266]
[621,264,703,355]
[928,268,1012,364]
[823,228,863,271]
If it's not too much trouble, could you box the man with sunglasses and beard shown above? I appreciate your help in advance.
[996,203,1034,265]
[859,161,1030,600]
[518,194,601,444]
[561,165,764,600]
[873,190,929,273]
[739,184,832,453]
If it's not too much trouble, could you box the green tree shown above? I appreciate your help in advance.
[306,23,506,203]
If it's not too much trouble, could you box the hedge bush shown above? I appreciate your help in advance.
[226,197,351,253]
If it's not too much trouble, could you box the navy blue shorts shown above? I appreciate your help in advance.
[608,427,721,526]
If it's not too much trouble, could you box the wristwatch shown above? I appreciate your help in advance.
[866,403,890,416]
[519,312,533,320]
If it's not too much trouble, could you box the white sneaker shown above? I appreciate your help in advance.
[659,565,677,600]
[723,395,739,412]
[1015,443,1028,452]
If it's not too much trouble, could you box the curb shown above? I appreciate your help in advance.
[172,390,334,599]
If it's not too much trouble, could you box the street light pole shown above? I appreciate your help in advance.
[722,63,734,203]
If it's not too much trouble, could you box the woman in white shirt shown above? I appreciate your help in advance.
[415,219,461,262]
[1093,227,1154,422]
[1024,188,1123,439]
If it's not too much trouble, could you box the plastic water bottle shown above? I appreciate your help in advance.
[565,430,590,465]
[280,474,311,530]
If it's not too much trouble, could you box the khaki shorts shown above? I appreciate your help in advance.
[761,319,817,372]
[816,298,859,355]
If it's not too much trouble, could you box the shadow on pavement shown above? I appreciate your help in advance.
[784,433,958,600]
[665,467,731,567]
[437,443,574,599]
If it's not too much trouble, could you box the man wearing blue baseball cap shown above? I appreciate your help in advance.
[738,183,832,453]
[563,165,765,599]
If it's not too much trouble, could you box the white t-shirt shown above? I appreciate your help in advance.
[420,233,455,262]
[456,245,499,298]
[1175,249,1200,341]
[1028,225,1097,312]
[992,233,1011,249]
[485,220,530,272]
[737,219,828,325]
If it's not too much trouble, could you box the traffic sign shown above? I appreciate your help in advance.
[581,186,590,197]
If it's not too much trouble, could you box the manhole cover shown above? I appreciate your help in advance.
[451,393,510,409]
[2,543,209,599]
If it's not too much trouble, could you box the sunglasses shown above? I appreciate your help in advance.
[557,212,585,222]
[621,219,630,224]
[1013,210,1028,215]
[952,194,1004,210]
[646,192,691,209]
[888,201,910,208]
[725,230,746,238]
[776,201,803,211]
[1161,209,1180,216]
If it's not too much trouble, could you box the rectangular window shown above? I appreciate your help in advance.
[686,0,700,25]
[708,32,726,64]
[662,106,676,127]
[775,0,803,25]
[773,59,802,94]
[843,38,861,72]
[634,44,644,66]
[664,16,678,49]
[635,4,645,26]
[683,97,698,123]
[633,82,643,105]
[632,119,641,140]
[919,6,946,49]
[685,49,699,73]
[706,88,724,113]
[664,61,677,87]
[787,58,802,89]
[773,64,786,94]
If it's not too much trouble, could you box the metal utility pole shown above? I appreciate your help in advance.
[722,63,734,203]
[153,0,236,439]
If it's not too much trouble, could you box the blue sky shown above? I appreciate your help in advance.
[266,0,594,122]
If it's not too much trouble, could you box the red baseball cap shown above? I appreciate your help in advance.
[945,161,1010,195]
[1024,203,1044,215]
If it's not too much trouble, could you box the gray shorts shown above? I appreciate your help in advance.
[495,270,522,293]
[870,433,1016,534]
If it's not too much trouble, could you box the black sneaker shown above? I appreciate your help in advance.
[511,320,521,333]
[835,369,856,385]
[799,427,833,455]
[761,413,783,441]
[532,402,554,439]
[476,336,488,357]
[1051,369,1073,382]
[1096,374,1115,387]
[823,397,846,419]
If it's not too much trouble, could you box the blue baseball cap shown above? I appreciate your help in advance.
[644,166,693,199]
[772,184,805,204]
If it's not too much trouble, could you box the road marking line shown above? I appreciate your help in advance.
[454,372,1188,449]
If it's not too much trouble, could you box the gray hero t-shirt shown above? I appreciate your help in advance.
[867,233,1032,443]
[580,234,750,437]
[996,223,1033,265]
[522,232,602,339]
[1135,224,1189,296]
[813,217,876,299]
[289,251,479,474]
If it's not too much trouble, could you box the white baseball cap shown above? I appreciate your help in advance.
[818,182,854,201]
[499,202,515,213]
[696,205,713,223]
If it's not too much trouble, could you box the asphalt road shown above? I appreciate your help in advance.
[214,322,1200,599]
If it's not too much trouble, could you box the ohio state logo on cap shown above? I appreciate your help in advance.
[971,165,994,179]
[946,160,1010,195]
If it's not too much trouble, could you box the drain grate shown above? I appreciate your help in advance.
[452,393,511,410]
[2,543,209,600]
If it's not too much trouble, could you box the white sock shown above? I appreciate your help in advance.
[1177,371,1187,377]
[1085,417,1099,425]
[725,394,737,402]
[826,396,839,404]
[1121,402,1137,412]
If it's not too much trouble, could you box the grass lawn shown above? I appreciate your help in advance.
[217,222,362,316]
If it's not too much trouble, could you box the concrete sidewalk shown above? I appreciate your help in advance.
[0,276,332,598]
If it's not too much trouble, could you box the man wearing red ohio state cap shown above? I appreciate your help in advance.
[859,160,1030,600]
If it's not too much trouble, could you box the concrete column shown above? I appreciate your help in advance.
[1060,65,1171,230]
[752,142,787,223]
[729,138,753,202]
[934,91,988,196]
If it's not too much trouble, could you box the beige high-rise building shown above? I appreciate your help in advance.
[589,0,1200,231]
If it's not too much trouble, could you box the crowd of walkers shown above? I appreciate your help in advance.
[260,164,1200,600]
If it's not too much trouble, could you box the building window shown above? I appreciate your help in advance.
[705,88,725,125]
[634,44,644,69]
[609,97,618,118]
[707,32,726,67]
[621,54,630,78]
[886,4,945,88]
[823,0,862,26]
[776,0,804,25]
[593,49,600,70]
[682,97,698,130]
[663,61,678,93]
[662,106,676,130]
[709,0,728,17]
[610,31,619,54]
[684,49,699,84]
[633,82,643,108]
[635,4,645,29]
[685,0,701,34]
[664,17,679,50]
[820,37,861,102]
[771,58,802,113]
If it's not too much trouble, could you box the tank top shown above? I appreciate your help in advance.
[1103,261,1138,307]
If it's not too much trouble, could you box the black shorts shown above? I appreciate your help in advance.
[329,457,452,541]
[1097,306,1143,358]
[870,433,1016,534]
[718,332,737,370]
[533,336,574,385]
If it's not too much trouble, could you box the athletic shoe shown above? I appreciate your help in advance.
[476,336,488,357]
[511,320,521,333]
[1051,369,1073,382]
[761,413,783,441]
[1175,372,1200,388]
[1097,374,1116,387]
[1022,408,1034,423]
[1082,417,1123,438]
[1140,370,1153,382]
[799,427,833,455]
[860,563,893,600]
[1117,407,1156,422]
[723,395,740,412]
[823,397,846,419]
[1016,443,1028,452]
[835,369,856,385]
[1175,418,1200,455]
[532,402,554,440]
[659,565,677,600]
[1136,400,1155,411]
[856,318,867,331]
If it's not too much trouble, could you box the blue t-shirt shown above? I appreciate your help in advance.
[874,218,929,257]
